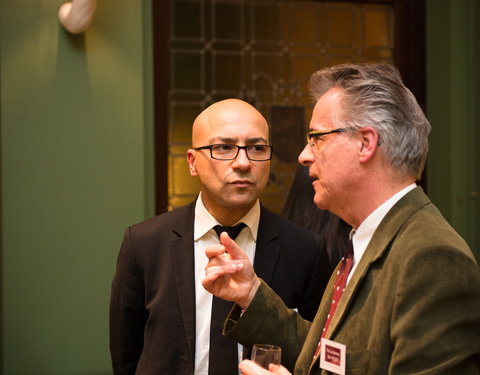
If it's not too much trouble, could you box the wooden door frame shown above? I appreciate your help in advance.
[152,0,170,214]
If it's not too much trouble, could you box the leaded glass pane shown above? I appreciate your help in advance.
[168,0,394,212]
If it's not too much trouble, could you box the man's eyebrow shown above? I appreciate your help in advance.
[215,137,268,144]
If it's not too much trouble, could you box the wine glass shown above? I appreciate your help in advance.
[251,344,281,369]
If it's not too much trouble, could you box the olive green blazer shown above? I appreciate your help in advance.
[225,187,480,374]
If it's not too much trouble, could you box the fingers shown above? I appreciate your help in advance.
[202,231,259,307]
[205,232,249,262]
[238,360,292,375]
[268,364,292,374]
[203,263,244,283]
[219,232,247,259]
[239,360,274,374]
[205,243,226,260]
[204,242,243,275]
[203,238,244,295]
[205,234,248,258]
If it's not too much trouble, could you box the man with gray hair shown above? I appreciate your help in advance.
[202,64,480,375]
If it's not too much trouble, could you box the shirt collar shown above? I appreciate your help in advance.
[353,183,417,254]
[194,192,260,241]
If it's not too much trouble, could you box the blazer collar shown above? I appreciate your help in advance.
[169,201,197,362]
[252,206,281,286]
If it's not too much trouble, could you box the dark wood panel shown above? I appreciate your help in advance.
[152,0,170,213]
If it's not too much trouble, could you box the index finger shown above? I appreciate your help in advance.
[219,232,248,259]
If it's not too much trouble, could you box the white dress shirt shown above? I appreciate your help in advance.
[193,193,260,375]
[348,184,417,285]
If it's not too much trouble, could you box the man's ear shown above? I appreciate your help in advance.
[357,126,380,163]
[187,149,198,176]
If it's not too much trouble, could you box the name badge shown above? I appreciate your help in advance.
[319,338,346,375]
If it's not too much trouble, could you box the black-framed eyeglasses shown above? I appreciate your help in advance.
[307,128,351,149]
[194,144,273,161]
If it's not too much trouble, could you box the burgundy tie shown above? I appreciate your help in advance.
[312,240,354,363]
[208,223,246,375]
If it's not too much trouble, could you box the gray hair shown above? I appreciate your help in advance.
[309,63,431,180]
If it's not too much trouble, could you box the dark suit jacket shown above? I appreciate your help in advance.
[226,187,480,374]
[109,201,332,375]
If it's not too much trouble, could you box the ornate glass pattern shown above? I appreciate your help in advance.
[169,0,393,212]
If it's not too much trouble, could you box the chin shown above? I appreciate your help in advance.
[313,196,327,211]
[225,195,256,209]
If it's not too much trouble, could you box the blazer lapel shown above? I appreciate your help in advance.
[252,206,281,284]
[169,202,197,363]
[302,262,341,374]
[324,187,431,340]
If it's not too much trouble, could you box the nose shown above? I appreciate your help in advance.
[298,144,314,166]
[232,148,252,169]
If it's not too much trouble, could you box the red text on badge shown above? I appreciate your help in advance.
[325,344,341,365]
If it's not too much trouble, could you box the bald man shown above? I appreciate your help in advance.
[109,99,332,375]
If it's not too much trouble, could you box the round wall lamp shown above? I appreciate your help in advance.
[58,0,97,34]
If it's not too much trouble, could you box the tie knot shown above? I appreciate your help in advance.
[213,223,246,240]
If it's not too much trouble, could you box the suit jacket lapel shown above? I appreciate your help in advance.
[252,206,281,285]
[169,202,197,363]
[302,262,341,374]
[324,187,431,340]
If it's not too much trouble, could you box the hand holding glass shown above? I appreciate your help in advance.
[251,344,281,369]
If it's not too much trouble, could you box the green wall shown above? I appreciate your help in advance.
[0,0,478,374]
[426,0,480,260]
[0,1,154,374]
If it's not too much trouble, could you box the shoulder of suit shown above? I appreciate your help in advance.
[127,201,195,234]
[260,205,321,241]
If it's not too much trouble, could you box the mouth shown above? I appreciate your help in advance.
[230,180,253,188]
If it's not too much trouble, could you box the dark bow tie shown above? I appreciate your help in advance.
[213,223,246,240]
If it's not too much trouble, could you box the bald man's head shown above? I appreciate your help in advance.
[187,99,271,225]
[192,99,268,146]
